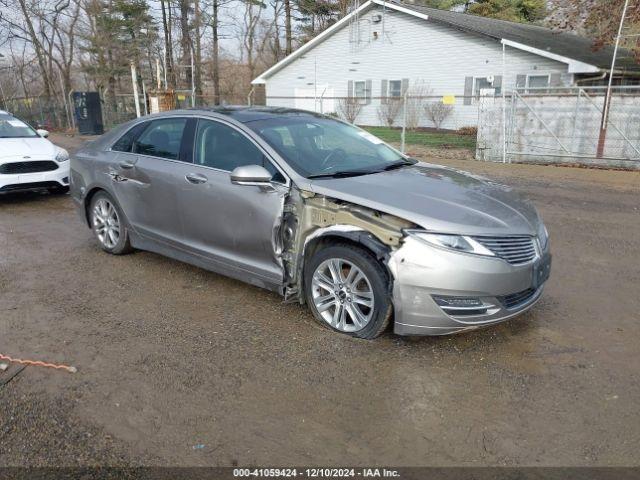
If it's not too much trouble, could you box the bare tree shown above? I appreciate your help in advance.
[377,98,402,127]
[424,102,454,130]
[404,80,431,130]
[337,97,362,124]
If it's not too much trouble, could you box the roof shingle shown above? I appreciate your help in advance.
[397,2,639,71]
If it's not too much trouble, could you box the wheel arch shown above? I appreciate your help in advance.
[301,229,394,301]
[83,186,108,227]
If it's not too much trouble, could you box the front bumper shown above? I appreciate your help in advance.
[388,236,551,336]
[0,162,70,193]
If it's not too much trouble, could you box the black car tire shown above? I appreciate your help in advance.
[89,191,133,255]
[304,242,392,339]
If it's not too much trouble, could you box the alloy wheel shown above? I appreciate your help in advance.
[92,198,120,249]
[311,258,375,332]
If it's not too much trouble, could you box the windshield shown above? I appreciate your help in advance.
[0,114,38,138]
[247,116,411,178]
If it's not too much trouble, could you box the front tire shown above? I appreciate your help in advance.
[304,243,392,339]
[89,191,133,255]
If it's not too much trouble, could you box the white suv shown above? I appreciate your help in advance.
[0,110,70,194]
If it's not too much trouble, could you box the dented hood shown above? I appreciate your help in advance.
[307,163,541,236]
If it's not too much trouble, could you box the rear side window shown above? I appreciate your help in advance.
[134,118,187,160]
[111,122,148,152]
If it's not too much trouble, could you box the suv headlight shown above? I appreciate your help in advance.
[407,231,495,257]
[55,148,69,163]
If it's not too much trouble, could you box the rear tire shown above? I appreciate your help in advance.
[89,191,133,255]
[304,243,392,339]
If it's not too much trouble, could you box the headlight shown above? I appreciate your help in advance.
[537,223,549,250]
[55,148,69,163]
[408,231,495,257]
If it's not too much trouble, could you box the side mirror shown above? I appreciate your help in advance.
[36,129,49,138]
[230,165,273,187]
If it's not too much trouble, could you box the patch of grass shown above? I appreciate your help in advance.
[363,126,476,150]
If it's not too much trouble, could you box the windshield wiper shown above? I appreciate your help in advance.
[379,159,418,171]
[307,159,417,179]
[307,170,373,179]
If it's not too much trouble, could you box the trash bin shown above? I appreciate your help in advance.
[73,92,104,135]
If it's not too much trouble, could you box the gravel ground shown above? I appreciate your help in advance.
[0,133,639,467]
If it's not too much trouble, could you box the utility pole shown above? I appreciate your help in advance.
[0,54,8,111]
[597,0,630,158]
[131,62,141,118]
[190,44,196,108]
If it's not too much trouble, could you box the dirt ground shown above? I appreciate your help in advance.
[0,133,639,467]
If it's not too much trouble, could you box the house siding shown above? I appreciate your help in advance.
[263,4,570,129]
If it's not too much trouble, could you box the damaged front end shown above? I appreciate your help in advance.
[277,185,415,310]
[274,184,548,336]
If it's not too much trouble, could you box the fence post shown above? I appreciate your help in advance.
[401,92,407,154]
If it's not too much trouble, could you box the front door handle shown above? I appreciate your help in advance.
[119,160,137,170]
[185,173,208,184]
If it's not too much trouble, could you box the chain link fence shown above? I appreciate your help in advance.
[2,96,73,131]
[6,87,638,170]
[477,86,640,169]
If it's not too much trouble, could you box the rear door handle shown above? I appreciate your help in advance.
[185,173,208,184]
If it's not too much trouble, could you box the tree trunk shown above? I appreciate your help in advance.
[212,0,220,104]
[179,0,192,89]
[194,0,202,100]
[160,0,175,88]
[284,0,292,55]
[272,1,281,60]
[16,0,52,99]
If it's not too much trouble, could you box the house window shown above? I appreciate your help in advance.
[474,77,500,98]
[354,81,367,99]
[527,75,550,93]
[388,80,402,98]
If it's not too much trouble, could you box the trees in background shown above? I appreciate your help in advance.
[0,0,634,118]
[557,0,640,63]
[416,0,546,23]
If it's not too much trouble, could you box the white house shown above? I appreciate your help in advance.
[252,0,638,129]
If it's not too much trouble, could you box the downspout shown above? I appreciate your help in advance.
[575,72,607,85]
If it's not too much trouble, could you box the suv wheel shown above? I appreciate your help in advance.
[304,243,392,339]
[89,191,133,255]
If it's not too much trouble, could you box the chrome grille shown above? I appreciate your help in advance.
[472,235,537,265]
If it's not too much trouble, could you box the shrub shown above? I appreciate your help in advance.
[424,102,454,130]
[376,98,403,127]
[458,126,478,136]
[337,97,363,124]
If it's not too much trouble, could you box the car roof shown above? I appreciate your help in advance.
[190,106,325,123]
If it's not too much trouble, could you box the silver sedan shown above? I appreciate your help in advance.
[70,107,551,338]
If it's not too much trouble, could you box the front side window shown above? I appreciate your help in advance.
[112,122,149,152]
[134,118,187,160]
[388,80,402,98]
[248,116,409,179]
[194,119,285,182]
[0,114,38,138]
